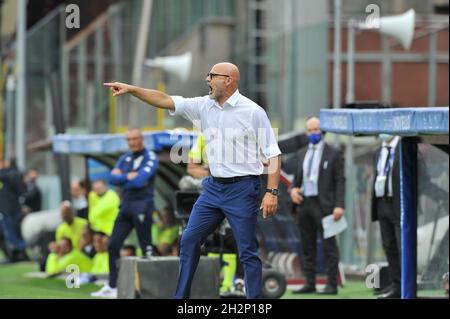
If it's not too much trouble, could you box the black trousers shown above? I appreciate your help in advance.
[297,197,340,287]
[377,198,401,291]
[108,200,154,288]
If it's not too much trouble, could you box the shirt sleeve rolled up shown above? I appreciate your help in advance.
[169,96,205,123]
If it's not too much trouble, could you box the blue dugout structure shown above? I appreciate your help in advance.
[53,130,197,155]
[320,107,449,299]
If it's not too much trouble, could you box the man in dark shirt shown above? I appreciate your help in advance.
[21,169,42,214]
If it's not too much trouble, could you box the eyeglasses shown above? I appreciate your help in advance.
[206,72,230,79]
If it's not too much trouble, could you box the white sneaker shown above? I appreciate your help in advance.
[90,284,118,299]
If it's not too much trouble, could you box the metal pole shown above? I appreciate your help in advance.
[132,0,153,86]
[342,19,355,265]
[283,0,293,132]
[95,24,104,133]
[381,35,392,105]
[0,0,4,60]
[346,20,355,105]
[110,4,123,132]
[78,39,87,127]
[399,138,418,299]
[130,0,153,127]
[427,29,437,107]
[50,72,71,201]
[60,6,69,128]
[15,0,26,169]
[332,0,342,146]
[5,74,15,160]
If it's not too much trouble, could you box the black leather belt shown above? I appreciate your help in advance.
[212,175,259,184]
[379,196,393,203]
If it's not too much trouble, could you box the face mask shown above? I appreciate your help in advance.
[379,134,394,142]
[308,133,322,145]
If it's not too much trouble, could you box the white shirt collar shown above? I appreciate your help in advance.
[226,89,241,107]
[213,89,241,108]
[308,140,324,150]
[382,136,400,149]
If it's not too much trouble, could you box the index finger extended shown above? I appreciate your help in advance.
[104,82,117,87]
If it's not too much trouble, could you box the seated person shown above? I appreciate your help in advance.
[79,225,96,258]
[151,206,179,256]
[45,237,92,275]
[54,201,88,251]
[178,133,209,191]
[204,220,239,294]
[120,244,137,258]
[71,180,88,219]
[90,232,109,274]
[88,180,120,236]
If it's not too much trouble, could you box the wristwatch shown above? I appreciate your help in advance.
[265,188,279,196]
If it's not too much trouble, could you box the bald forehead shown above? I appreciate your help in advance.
[127,129,143,137]
[306,117,320,129]
[61,204,72,214]
[212,62,240,80]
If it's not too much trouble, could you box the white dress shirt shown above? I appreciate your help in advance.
[302,140,325,197]
[169,90,281,178]
[376,136,400,197]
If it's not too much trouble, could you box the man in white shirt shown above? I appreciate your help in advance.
[104,62,282,299]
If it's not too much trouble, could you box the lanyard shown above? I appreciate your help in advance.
[383,146,393,176]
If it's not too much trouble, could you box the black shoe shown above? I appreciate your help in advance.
[317,285,338,295]
[378,289,401,299]
[292,284,316,294]
[11,250,30,263]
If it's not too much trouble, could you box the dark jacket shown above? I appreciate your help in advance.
[292,143,346,216]
[371,144,448,222]
[370,145,401,222]
[109,148,159,203]
[0,167,24,215]
[22,182,42,212]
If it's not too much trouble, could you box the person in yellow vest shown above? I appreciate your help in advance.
[45,237,92,275]
[151,206,179,256]
[88,180,120,237]
[90,232,109,274]
[178,133,210,191]
[54,201,87,251]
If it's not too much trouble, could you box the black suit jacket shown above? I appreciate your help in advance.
[0,167,24,215]
[292,143,345,216]
[371,145,401,222]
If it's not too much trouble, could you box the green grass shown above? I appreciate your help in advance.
[0,261,378,299]
[0,262,100,299]
[282,281,376,299]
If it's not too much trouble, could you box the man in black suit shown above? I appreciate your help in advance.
[372,135,449,299]
[371,134,402,299]
[290,116,345,295]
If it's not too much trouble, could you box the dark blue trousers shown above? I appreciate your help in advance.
[108,200,153,288]
[0,213,26,251]
[175,176,262,299]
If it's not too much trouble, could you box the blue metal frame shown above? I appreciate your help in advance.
[320,107,449,299]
